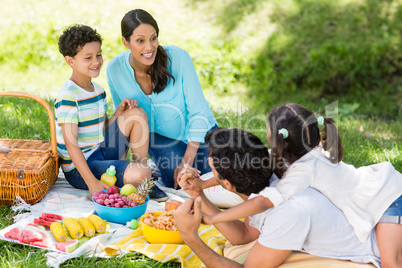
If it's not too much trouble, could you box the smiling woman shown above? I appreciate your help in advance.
[124,23,162,95]
[106,9,218,191]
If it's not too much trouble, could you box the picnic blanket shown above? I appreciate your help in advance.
[104,222,226,268]
[0,167,199,268]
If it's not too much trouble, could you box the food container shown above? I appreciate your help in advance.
[93,196,149,225]
[141,212,184,244]
[0,91,59,206]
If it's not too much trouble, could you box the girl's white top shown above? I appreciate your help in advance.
[251,146,402,242]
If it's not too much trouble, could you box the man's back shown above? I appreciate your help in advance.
[250,188,381,268]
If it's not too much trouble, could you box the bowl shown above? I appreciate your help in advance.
[93,196,149,225]
[141,212,184,244]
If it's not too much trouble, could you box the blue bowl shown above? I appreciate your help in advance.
[93,196,149,225]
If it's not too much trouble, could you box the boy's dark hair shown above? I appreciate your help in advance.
[58,24,102,57]
[268,103,344,178]
[205,128,272,196]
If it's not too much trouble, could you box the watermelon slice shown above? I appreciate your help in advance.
[19,227,43,244]
[55,237,90,253]
[41,213,63,220]
[27,223,46,230]
[39,216,58,222]
[34,218,52,227]
[25,226,54,249]
[4,225,22,241]
[55,240,80,253]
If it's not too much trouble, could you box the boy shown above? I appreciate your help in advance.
[55,24,167,201]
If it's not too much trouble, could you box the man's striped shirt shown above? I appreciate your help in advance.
[54,80,108,172]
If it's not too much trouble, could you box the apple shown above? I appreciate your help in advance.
[120,184,137,197]
[108,185,120,194]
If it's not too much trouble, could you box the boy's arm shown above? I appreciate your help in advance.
[200,191,262,245]
[61,123,108,196]
[178,174,261,245]
[204,196,273,225]
[179,173,273,224]
[175,198,264,262]
[200,177,219,189]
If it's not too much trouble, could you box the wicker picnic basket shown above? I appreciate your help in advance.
[0,91,59,206]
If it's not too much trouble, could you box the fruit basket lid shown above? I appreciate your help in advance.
[0,151,51,171]
[0,139,52,153]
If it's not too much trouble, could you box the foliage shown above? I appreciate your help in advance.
[246,0,402,117]
[0,23,58,71]
[190,39,250,96]
[1,0,401,118]
[0,23,123,72]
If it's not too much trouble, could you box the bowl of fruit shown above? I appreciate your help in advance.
[93,179,154,225]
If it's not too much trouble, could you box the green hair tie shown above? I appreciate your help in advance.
[278,128,289,139]
[317,116,324,126]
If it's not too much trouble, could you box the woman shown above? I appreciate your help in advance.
[106,9,218,195]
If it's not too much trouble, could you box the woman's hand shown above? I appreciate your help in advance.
[174,162,200,189]
[173,141,200,189]
[178,172,204,198]
[117,98,138,112]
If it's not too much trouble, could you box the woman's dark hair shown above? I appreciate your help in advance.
[205,128,272,196]
[121,9,175,94]
[58,24,102,57]
[268,103,344,178]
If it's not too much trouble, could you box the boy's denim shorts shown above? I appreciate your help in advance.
[63,119,131,189]
[379,195,402,224]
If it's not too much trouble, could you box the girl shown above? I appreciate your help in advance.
[204,103,402,267]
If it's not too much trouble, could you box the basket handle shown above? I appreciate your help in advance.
[0,91,57,156]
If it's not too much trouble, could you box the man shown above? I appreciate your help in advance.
[174,128,380,268]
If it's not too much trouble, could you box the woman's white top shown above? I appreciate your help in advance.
[251,146,402,242]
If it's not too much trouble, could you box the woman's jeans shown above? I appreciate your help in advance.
[148,125,218,188]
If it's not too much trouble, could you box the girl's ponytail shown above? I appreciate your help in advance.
[320,117,344,163]
[269,126,287,178]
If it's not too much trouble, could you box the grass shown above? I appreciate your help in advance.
[0,0,401,266]
[0,233,180,267]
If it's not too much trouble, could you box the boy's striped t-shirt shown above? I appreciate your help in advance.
[54,80,108,172]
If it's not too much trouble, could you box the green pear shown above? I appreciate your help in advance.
[120,184,137,196]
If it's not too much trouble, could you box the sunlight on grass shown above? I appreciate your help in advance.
[337,116,401,170]
[364,142,401,165]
